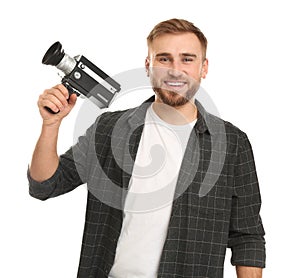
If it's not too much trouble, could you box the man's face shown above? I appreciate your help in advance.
[145,32,208,107]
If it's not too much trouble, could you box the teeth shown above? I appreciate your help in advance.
[166,81,185,86]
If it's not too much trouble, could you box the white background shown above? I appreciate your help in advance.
[1,0,299,277]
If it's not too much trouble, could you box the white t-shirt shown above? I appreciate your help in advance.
[109,104,196,278]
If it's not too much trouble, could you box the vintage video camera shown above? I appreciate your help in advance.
[42,41,121,112]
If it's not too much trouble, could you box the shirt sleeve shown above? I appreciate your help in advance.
[28,118,98,201]
[228,132,266,268]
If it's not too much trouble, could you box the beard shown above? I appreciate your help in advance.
[152,76,201,107]
[149,66,202,107]
[152,81,200,107]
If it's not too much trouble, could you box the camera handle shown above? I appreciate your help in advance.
[43,82,78,114]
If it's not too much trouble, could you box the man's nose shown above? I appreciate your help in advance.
[167,61,184,78]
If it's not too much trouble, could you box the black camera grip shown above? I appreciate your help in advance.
[43,83,76,114]
[44,106,59,114]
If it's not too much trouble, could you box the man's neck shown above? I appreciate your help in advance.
[152,98,198,125]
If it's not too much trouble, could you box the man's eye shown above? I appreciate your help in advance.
[158,57,170,62]
[183,57,194,62]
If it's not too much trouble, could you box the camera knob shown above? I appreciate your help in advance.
[74,71,81,79]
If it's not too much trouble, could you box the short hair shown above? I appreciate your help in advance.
[147,18,208,61]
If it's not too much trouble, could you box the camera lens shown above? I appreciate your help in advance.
[42,41,77,76]
[42,41,65,66]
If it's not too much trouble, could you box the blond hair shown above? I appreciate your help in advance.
[147,18,208,61]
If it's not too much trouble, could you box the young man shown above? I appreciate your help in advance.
[28,19,266,277]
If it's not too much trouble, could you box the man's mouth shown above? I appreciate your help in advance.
[163,81,187,90]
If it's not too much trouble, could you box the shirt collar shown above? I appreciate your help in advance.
[128,95,217,135]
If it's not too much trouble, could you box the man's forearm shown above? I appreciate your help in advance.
[29,124,60,182]
[236,266,263,278]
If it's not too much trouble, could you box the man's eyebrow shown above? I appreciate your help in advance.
[155,52,198,58]
[181,53,198,58]
[155,52,172,57]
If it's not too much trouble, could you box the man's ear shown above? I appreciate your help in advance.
[145,57,150,76]
[201,59,209,79]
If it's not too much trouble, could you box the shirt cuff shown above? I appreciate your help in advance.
[231,241,266,268]
[27,166,61,200]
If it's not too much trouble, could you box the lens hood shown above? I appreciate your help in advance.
[42,41,65,66]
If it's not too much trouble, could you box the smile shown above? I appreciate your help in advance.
[164,81,187,88]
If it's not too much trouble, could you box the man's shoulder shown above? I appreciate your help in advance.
[92,105,143,135]
[98,108,132,123]
[95,99,152,128]
[96,106,134,122]
[205,110,248,139]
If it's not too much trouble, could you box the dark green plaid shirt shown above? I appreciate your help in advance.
[28,96,266,278]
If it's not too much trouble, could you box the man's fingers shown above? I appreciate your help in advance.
[37,84,77,124]
[41,99,60,113]
[38,86,69,111]
[68,93,77,107]
[45,88,68,105]
[53,84,69,99]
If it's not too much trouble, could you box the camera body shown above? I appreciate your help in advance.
[42,42,121,109]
